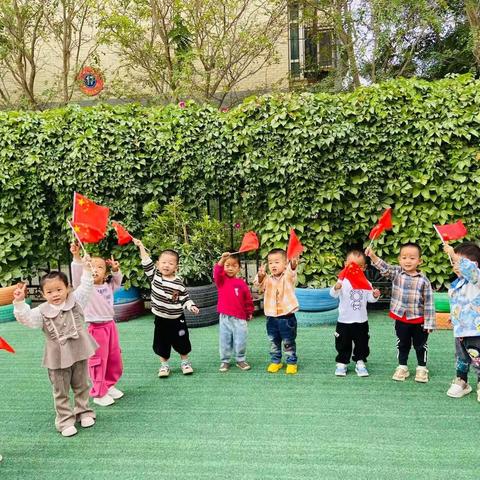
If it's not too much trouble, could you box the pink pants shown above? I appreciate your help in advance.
[88,321,123,398]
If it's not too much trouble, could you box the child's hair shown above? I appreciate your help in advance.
[159,249,180,264]
[399,242,422,256]
[40,271,69,291]
[267,248,286,259]
[227,252,241,266]
[346,249,367,263]
[454,242,480,264]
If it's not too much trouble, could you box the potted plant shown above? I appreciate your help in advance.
[141,196,227,327]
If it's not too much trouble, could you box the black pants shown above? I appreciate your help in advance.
[153,315,191,359]
[335,322,370,364]
[394,320,428,367]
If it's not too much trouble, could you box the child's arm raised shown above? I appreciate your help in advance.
[133,238,156,282]
[107,255,123,290]
[72,255,94,310]
[253,264,267,293]
[365,247,399,280]
[213,253,230,287]
[13,283,43,329]
[70,243,83,289]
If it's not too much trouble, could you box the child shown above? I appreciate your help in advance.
[254,249,300,374]
[330,249,380,377]
[214,252,254,372]
[444,242,480,401]
[133,238,199,377]
[70,243,124,407]
[13,258,97,437]
[366,243,435,382]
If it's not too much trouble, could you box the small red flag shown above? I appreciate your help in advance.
[434,220,468,242]
[238,231,259,253]
[287,228,304,260]
[72,192,109,243]
[112,221,133,245]
[369,208,393,240]
[0,336,15,353]
[338,262,372,291]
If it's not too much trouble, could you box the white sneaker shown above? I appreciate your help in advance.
[61,425,78,437]
[392,365,410,381]
[355,360,369,377]
[447,378,472,398]
[108,386,124,399]
[335,363,347,376]
[93,394,115,406]
[80,416,95,428]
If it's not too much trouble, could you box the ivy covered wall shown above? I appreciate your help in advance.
[1,75,479,287]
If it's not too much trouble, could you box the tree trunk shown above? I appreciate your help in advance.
[466,0,480,71]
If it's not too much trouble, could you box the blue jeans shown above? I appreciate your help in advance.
[266,314,297,365]
[219,314,248,362]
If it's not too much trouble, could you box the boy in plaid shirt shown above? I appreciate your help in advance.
[254,249,300,375]
[366,243,435,383]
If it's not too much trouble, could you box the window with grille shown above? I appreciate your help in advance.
[288,2,335,80]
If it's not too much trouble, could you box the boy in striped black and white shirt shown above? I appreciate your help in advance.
[134,239,199,377]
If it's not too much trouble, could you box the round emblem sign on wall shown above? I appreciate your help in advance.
[78,66,104,96]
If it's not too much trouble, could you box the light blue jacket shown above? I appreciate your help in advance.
[448,258,480,338]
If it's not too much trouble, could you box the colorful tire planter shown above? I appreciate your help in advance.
[295,288,339,327]
[434,292,452,330]
[113,287,145,322]
[0,299,32,323]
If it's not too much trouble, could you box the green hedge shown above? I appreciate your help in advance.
[1,75,479,287]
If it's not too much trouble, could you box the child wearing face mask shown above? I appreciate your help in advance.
[70,243,124,407]
[254,249,300,375]
[443,242,480,402]
[13,257,97,437]
[366,243,435,383]
[133,238,199,378]
[214,252,254,372]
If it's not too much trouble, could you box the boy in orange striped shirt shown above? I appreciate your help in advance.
[254,249,300,374]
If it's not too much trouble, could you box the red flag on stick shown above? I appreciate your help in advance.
[238,231,259,253]
[0,337,15,353]
[72,192,109,243]
[434,220,467,242]
[369,208,393,240]
[287,228,304,260]
[338,262,372,291]
[112,221,133,246]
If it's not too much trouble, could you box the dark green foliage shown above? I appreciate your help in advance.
[1,76,479,288]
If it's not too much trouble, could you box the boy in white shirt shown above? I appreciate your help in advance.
[330,250,380,377]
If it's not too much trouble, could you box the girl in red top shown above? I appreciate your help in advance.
[214,252,254,372]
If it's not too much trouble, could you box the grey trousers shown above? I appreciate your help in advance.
[47,359,95,432]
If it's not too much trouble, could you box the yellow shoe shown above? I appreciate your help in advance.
[286,364,298,375]
[267,363,283,373]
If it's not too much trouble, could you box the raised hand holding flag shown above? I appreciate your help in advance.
[287,228,303,260]
[112,221,133,245]
[338,262,372,291]
[71,192,110,244]
[369,208,393,240]
[230,231,259,255]
[434,220,467,242]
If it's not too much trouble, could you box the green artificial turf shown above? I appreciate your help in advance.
[0,311,477,480]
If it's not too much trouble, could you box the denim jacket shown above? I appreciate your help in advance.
[448,258,480,338]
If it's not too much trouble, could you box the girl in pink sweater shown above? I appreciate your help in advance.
[214,252,254,372]
[71,244,124,407]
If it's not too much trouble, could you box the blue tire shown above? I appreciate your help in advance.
[0,299,32,323]
[113,286,141,305]
[295,288,339,312]
[296,309,339,327]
